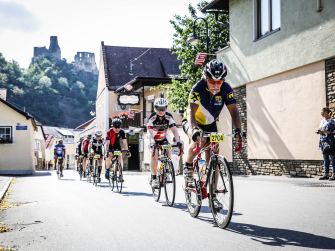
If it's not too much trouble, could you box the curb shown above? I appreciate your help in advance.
[0,177,13,202]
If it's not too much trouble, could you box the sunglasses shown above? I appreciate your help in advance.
[207,79,223,86]
[113,126,121,129]
[156,107,166,112]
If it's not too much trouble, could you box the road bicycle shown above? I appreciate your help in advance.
[108,150,129,193]
[86,157,93,183]
[56,156,64,179]
[77,155,84,180]
[184,132,234,229]
[151,143,180,207]
[92,154,102,186]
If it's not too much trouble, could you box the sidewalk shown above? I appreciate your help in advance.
[0,176,13,202]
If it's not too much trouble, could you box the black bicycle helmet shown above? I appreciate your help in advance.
[112,117,122,127]
[204,59,227,80]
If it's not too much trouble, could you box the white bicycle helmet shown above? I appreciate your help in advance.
[154,98,168,108]
[95,130,102,137]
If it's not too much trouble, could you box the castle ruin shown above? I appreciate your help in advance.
[73,52,98,74]
[32,36,61,63]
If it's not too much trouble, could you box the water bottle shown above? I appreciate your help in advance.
[198,158,206,179]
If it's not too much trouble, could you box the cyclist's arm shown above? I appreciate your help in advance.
[187,103,199,137]
[226,103,241,130]
[105,140,110,153]
[121,139,128,151]
[170,126,180,142]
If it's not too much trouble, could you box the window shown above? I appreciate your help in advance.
[0,126,13,143]
[254,0,281,39]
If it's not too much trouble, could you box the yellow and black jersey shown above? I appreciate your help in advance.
[188,79,236,125]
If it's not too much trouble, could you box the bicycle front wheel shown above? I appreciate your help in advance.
[164,161,175,206]
[93,162,98,186]
[184,164,202,218]
[116,162,123,193]
[208,158,234,229]
[152,173,161,202]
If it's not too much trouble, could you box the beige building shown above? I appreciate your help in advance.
[202,0,335,176]
[96,43,183,171]
[0,97,45,175]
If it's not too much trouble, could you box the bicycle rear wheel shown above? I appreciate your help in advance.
[116,162,123,193]
[93,162,98,186]
[208,158,234,229]
[164,161,175,206]
[184,164,202,217]
[57,163,61,179]
[152,173,161,202]
[79,163,83,180]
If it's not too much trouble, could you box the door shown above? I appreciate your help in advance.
[128,144,140,170]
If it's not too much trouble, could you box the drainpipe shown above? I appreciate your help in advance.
[317,0,322,12]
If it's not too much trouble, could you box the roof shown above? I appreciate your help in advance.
[0,98,37,130]
[201,0,229,12]
[101,43,181,90]
[75,117,96,130]
[43,126,75,138]
[0,98,34,120]
[57,129,74,137]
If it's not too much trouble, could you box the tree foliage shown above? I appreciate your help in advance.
[167,1,229,112]
[0,53,97,128]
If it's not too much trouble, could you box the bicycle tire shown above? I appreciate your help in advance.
[57,163,61,179]
[110,162,116,191]
[184,163,202,218]
[79,163,83,180]
[93,161,98,186]
[116,162,123,193]
[152,173,161,202]
[208,157,234,229]
[164,161,175,206]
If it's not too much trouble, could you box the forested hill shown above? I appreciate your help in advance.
[0,53,97,128]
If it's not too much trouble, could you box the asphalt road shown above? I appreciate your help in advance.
[1,170,335,251]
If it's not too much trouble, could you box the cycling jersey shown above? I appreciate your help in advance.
[76,142,83,155]
[54,144,65,157]
[106,129,126,150]
[147,112,176,142]
[91,138,104,155]
[188,79,236,126]
[82,139,90,153]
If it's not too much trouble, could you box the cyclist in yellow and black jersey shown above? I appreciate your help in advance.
[183,59,243,208]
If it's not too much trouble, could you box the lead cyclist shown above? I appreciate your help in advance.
[183,59,243,209]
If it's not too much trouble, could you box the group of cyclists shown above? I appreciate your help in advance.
[54,59,243,207]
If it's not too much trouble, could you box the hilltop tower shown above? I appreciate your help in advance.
[32,36,61,63]
[73,52,98,74]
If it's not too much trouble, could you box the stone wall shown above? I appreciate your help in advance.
[326,57,335,111]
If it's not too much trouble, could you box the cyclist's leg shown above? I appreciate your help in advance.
[105,152,112,179]
[98,157,103,181]
[151,147,158,178]
[54,157,58,171]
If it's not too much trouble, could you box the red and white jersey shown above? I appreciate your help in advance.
[147,112,176,141]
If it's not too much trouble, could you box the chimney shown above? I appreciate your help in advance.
[0,88,7,101]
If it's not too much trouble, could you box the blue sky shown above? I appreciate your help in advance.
[0,0,200,68]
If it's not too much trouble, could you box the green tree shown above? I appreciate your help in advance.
[168,1,229,112]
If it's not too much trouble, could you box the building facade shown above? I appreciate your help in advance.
[204,0,335,176]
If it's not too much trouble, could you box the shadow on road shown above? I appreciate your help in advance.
[58,178,76,181]
[121,191,152,197]
[228,222,335,249]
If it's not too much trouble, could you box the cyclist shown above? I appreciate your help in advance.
[76,137,84,172]
[183,59,242,208]
[147,97,183,188]
[81,134,92,178]
[90,130,104,183]
[105,118,130,182]
[54,139,66,177]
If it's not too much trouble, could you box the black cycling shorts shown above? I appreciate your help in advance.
[198,122,217,133]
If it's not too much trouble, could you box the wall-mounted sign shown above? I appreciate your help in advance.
[16,125,28,130]
[118,93,140,105]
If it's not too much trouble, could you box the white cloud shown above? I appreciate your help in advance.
[0,1,39,32]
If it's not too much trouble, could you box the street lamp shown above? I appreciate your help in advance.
[189,17,210,53]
